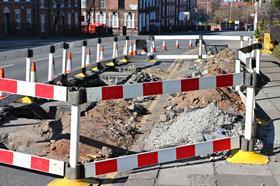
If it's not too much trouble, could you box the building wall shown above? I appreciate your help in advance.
[0,0,81,36]
[81,0,139,35]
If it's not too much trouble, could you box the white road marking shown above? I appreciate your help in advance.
[1,64,14,68]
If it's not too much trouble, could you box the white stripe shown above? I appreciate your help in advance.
[156,55,199,60]
[238,51,251,64]
[86,87,102,102]
[230,136,240,149]
[13,152,31,169]
[54,86,67,102]
[199,76,216,90]
[162,80,181,94]
[195,141,213,156]
[49,159,65,176]
[117,155,138,172]
[233,73,244,86]
[123,83,143,99]
[17,81,35,97]
[203,35,241,41]
[154,35,199,40]
[158,148,176,163]
[85,162,96,178]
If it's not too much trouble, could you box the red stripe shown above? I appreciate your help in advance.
[143,82,162,96]
[138,152,158,168]
[176,145,195,160]
[213,138,231,153]
[181,78,199,92]
[95,159,117,175]
[216,74,233,87]
[0,149,13,164]
[102,86,123,100]
[0,79,17,93]
[35,84,54,99]
[31,156,49,172]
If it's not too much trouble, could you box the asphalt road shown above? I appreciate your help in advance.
[0,31,253,186]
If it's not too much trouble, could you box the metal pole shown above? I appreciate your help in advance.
[235,59,241,91]
[253,0,259,32]
[69,105,81,168]
[96,38,101,62]
[244,85,255,140]
[62,43,69,75]
[81,40,87,68]
[256,48,260,74]
[240,36,244,48]
[26,49,33,82]
[199,36,203,58]
[48,46,55,81]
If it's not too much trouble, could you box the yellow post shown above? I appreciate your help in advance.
[261,33,273,54]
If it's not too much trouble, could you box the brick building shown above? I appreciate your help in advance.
[81,0,138,35]
[138,0,192,34]
[0,0,81,36]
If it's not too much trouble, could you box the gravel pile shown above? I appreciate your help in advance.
[146,102,243,150]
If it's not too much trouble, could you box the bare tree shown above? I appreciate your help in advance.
[84,0,100,32]
[49,0,63,36]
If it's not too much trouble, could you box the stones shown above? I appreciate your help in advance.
[101,146,113,158]
[160,114,169,122]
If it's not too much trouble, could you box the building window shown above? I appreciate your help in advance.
[40,0,44,8]
[97,12,106,24]
[40,14,45,33]
[75,0,78,7]
[125,13,134,29]
[15,9,21,29]
[99,0,105,9]
[26,9,32,27]
[68,12,72,29]
[75,12,78,26]
[110,13,119,28]
[118,0,125,9]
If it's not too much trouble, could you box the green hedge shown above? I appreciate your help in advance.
[273,44,280,58]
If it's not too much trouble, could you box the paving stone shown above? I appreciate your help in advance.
[189,175,216,186]
[125,179,155,186]
[216,175,277,186]
[128,168,159,180]
[274,176,280,186]
[256,100,280,120]
[155,162,214,185]
[214,161,272,176]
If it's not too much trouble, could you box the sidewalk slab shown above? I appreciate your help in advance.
[155,162,214,186]
[214,161,272,176]
[216,175,277,186]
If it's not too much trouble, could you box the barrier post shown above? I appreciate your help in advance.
[235,59,241,91]
[96,38,101,62]
[240,36,244,48]
[255,44,261,74]
[112,37,118,59]
[26,49,33,82]
[48,46,55,81]
[198,35,203,59]
[123,36,129,56]
[81,40,87,68]
[62,43,69,74]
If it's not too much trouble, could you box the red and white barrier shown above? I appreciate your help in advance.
[0,78,67,101]
[0,149,65,176]
[84,136,240,177]
[86,73,244,101]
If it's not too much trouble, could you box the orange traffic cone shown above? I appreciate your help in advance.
[128,42,133,56]
[66,52,72,74]
[188,40,193,48]
[85,49,91,67]
[132,41,137,56]
[0,68,5,99]
[30,62,37,82]
[99,46,104,61]
[176,40,180,49]
[162,40,167,51]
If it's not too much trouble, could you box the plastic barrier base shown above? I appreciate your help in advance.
[16,96,34,104]
[147,59,157,63]
[75,73,86,78]
[48,178,91,186]
[226,150,269,165]
[106,62,115,67]
[261,49,273,54]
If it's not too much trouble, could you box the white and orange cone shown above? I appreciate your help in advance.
[0,68,5,99]
[162,40,167,51]
[30,62,37,82]
[132,41,137,56]
[176,40,180,49]
[188,40,193,48]
[99,46,104,61]
[128,42,133,56]
[66,52,72,74]
[85,49,91,67]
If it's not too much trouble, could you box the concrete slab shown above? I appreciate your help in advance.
[214,161,272,176]
[155,162,214,186]
[272,120,280,144]
[256,100,280,120]
[216,175,277,186]
[125,179,155,186]
[189,175,216,186]
[128,168,159,180]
